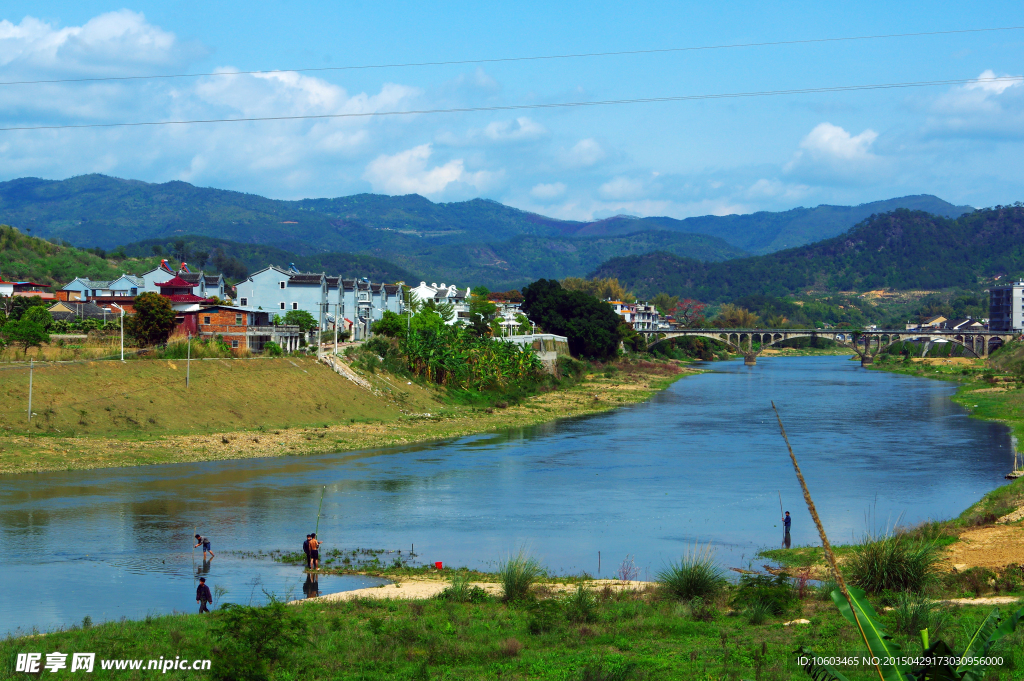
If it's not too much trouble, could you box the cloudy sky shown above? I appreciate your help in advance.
[1,1,1023,220]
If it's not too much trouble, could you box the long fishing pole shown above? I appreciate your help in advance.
[314,486,326,536]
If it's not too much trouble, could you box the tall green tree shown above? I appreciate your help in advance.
[1,319,49,354]
[127,292,177,346]
[21,305,53,331]
[283,309,318,332]
[371,310,406,338]
[521,279,623,360]
[467,286,498,337]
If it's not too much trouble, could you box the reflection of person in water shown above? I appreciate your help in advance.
[196,559,211,577]
[303,572,320,599]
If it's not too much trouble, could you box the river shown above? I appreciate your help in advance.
[0,356,1013,635]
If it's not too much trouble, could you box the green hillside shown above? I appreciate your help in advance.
[581,195,974,254]
[0,175,973,288]
[590,205,1024,302]
[0,224,160,288]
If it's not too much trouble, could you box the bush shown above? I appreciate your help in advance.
[845,531,939,594]
[888,591,949,639]
[527,599,562,634]
[499,549,542,602]
[730,573,796,615]
[437,572,490,603]
[745,599,773,625]
[263,341,283,357]
[657,544,726,601]
[686,596,718,622]
[211,598,307,681]
[563,584,598,624]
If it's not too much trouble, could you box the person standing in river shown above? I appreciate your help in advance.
[308,533,320,571]
[302,534,312,569]
[196,577,212,613]
[782,511,792,546]
[194,533,214,561]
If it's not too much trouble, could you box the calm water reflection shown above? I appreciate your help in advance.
[0,356,1012,634]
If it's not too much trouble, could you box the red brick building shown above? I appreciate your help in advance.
[189,305,303,353]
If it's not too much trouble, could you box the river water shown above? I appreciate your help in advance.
[0,356,1013,635]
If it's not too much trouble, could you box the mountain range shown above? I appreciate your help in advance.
[0,174,976,289]
[590,206,1024,302]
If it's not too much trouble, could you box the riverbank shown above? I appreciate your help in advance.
[0,356,695,476]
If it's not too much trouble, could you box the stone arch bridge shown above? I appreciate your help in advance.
[638,328,1017,366]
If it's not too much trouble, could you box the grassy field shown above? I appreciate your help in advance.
[0,356,693,475]
[3,565,1021,680]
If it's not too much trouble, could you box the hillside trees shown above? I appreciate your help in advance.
[127,292,176,346]
[521,279,622,360]
[560,276,634,302]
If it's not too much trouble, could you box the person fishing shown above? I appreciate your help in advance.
[782,511,792,548]
[194,533,214,561]
[303,534,312,569]
[308,533,321,571]
[196,577,213,614]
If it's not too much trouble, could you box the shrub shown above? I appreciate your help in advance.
[563,584,598,624]
[657,543,726,601]
[745,600,773,625]
[730,573,796,615]
[263,341,283,357]
[816,578,840,601]
[685,596,718,622]
[210,598,307,681]
[527,599,562,634]
[498,549,542,602]
[845,531,939,594]
[437,572,490,603]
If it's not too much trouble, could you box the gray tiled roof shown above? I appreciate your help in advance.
[178,273,202,284]
[203,275,221,285]
[288,274,324,285]
[326,276,339,287]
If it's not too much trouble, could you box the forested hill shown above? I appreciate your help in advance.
[590,206,1024,302]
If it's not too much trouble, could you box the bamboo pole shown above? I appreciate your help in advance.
[314,486,326,536]
[771,401,884,681]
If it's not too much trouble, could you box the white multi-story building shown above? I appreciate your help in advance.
[408,281,471,324]
[607,300,660,331]
[989,281,1024,332]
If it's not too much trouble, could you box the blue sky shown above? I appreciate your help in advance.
[1,1,1023,220]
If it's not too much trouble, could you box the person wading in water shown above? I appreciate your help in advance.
[782,511,792,548]
[308,533,321,571]
[194,534,215,561]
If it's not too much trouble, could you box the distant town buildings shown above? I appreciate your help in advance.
[407,282,470,324]
[607,300,660,331]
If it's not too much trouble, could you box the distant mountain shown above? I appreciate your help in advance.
[590,206,1024,302]
[119,235,420,285]
[0,174,975,288]
[569,195,974,254]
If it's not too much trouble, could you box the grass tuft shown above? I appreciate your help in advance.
[845,530,940,594]
[657,543,726,601]
[498,548,542,602]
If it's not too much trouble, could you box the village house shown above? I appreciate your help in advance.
[179,271,227,300]
[1,279,54,300]
[58,275,142,305]
[186,305,303,353]
[407,281,471,324]
[235,266,328,329]
[47,301,120,322]
[337,279,406,340]
[607,300,660,331]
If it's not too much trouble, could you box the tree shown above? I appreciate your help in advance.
[651,293,679,316]
[21,305,53,331]
[3,295,48,320]
[521,279,623,360]
[283,309,318,332]
[1,319,49,354]
[672,298,708,328]
[560,276,634,302]
[712,303,760,328]
[467,286,497,337]
[371,310,406,338]
[127,292,177,346]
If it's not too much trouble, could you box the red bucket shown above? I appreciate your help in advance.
[435,561,443,570]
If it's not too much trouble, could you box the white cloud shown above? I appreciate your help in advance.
[599,176,645,200]
[923,70,1024,139]
[784,123,882,184]
[746,178,811,201]
[362,144,501,196]
[0,11,202,74]
[530,182,566,199]
[561,138,605,167]
[483,117,547,142]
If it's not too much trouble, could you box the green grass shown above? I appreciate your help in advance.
[498,549,543,602]
[844,531,940,594]
[5,578,1022,680]
[656,544,727,601]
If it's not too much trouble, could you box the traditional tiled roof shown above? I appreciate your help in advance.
[341,278,356,289]
[326,276,340,287]
[370,283,382,292]
[118,275,145,287]
[383,284,400,294]
[203,275,221,285]
[49,301,109,320]
[164,294,209,303]
[155,276,198,288]
[178,273,202,284]
[288,274,324,285]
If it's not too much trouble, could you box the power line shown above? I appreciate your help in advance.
[1,75,1019,133]
[1,25,1022,87]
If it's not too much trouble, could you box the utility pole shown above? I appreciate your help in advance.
[186,331,191,388]
[111,302,124,361]
[27,358,33,422]
[333,303,339,356]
